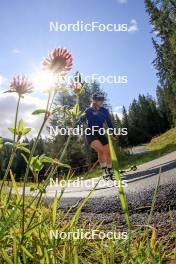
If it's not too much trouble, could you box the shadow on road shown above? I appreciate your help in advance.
[122,159,176,183]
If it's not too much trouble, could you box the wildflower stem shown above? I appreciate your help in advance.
[25,166,56,230]
[0,95,21,197]
[58,94,80,162]
[21,91,52,236]
[21,88,77,237]
[57,95,80,162]
[0,153,15,197]
[14,95,21,142]
[26,94,80,229]
[59,134,72,162]
[26,144,70,230]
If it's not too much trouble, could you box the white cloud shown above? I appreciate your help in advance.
[0,76,4,86]
[11,49,21,54]
[0,74,8,89]
[116,0,128,4]
[113,106,123,111]
[0,93,49,139]
[128,19,138,33]
[112,106,123,120]
[153,30,159,36]
[151,25,159,36]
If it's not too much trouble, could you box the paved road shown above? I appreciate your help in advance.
[127,144,149,155]
[13,151,176,205]
[11,151,176,229]
[52,151,176,230]
[5,150,175,233]
[45,151,176,198]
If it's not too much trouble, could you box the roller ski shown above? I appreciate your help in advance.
[102,166,115,181]
[102,165,137,181]
[119,165,137,174]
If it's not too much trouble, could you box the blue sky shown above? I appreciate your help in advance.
[0,0,158,134]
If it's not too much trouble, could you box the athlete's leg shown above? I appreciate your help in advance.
[103,144,114,179]
[90,140,106,165]
[90,140,112,178]
[103,144,112,165]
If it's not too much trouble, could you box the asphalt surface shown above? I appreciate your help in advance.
[13,151,176,230]
[45,151,176,199]
[12,151,176,218]
[51,151,176,232]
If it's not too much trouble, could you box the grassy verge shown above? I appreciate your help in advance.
[118,143,176,170]
[0,180,37,188]
[0,139,175,262]
[80,143,176,180]
[119,127,176,170]
[147,128,176,150]
[0,131,175,262]
[0,172,175,262]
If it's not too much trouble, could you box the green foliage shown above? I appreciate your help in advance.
[32,109,51,116]
[0,46,175,262]
[119,94,167,146]
[8,119,31,142]
[108,134,130,230]
[0,171,175,262]
[118,143,176,170]
[147,127,176,150]
[145,0,176,126]
[0,137,3,151]
[47,81,107,169]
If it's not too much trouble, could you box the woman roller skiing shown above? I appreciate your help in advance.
[77,93,117,180]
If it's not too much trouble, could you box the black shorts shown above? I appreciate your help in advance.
[86,132,108,146]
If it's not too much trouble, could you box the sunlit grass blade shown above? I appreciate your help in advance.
[73,242,79,264]
[21,245,35,260]
[69,178,100,229]
[108,134,132,263]
[1,249,13,264]
[107,134,130,229]
[10,170,20,203]
[52,192,58,226]
[147,169,161,226]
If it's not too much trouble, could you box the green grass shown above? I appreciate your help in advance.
[147,127,176,150]
[79,143,176,180]
[0,171,175,263]
[118,143,176,170]
[119,128,176,170]
[0,157,175,263]
[0,180,37,188]
[81,129,176,180]
[0,129,176,262]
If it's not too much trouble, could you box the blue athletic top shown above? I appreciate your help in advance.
[77,106,114,130]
